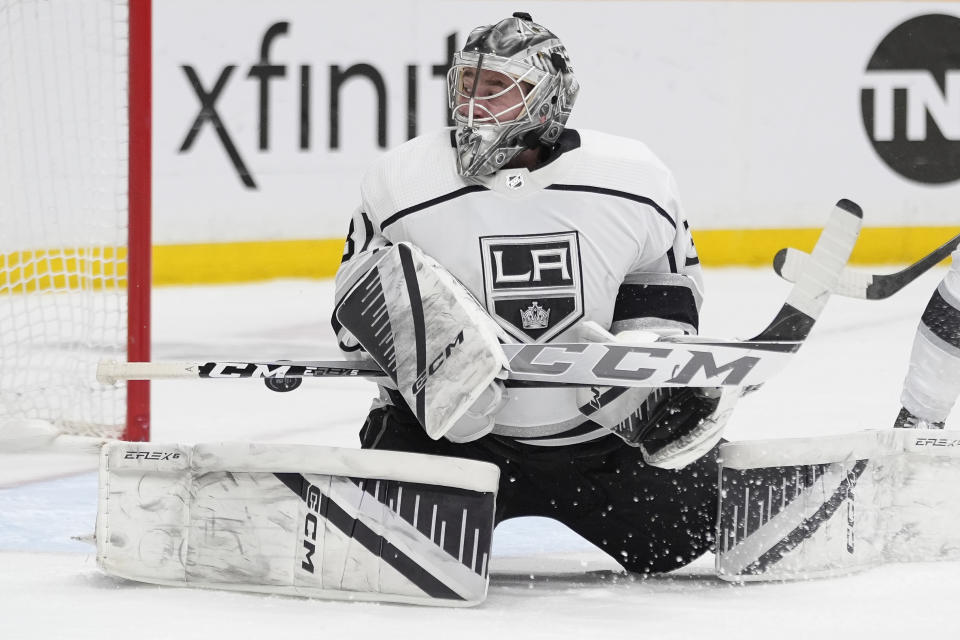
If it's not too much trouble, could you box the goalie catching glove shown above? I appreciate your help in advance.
[576,321,736,469]
[630,386,731,467]
[335,242,508,442]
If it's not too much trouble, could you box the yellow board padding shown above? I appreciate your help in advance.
[694,226,960,267]
[153,227,960,283]
[4,228,959,291]
[153,238,347,285]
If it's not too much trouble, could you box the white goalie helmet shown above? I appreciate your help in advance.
[447,12,579,177]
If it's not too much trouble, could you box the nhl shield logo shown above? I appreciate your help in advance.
[505,173,525,190]
[480,231,583,343]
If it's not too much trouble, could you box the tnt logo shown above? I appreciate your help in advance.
[861,14,960,184]
[480,232,583,342]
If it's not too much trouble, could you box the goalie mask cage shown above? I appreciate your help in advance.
[0,0,151,442]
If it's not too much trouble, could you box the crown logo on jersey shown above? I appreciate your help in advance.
[520,301,550,329]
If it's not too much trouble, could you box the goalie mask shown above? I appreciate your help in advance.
[447,12,579,177]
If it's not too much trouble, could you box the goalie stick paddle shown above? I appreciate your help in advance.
[574,198,863,418]
[773,230,960,300]
[97,199,862,391]
[751,198,862,340]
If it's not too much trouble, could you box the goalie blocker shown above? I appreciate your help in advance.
[335,242,509,442]
[96,442,499,606]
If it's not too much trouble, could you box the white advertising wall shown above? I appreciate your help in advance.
[152,0,960,272]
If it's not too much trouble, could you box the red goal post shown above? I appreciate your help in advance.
[0,0,152,444]
[127,0,152,442]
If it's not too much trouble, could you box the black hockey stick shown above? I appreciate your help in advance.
[773,230,960,300]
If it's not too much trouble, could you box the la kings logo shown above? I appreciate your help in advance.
[480,231,583,342]
[861,14,960,184]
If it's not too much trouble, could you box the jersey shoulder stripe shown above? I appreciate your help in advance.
[544,183,676,228]
[361,127,681,233]
[361,129,467,226]
[564,129,678,213]
[382,185,488,230]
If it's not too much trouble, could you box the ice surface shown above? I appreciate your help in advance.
[1,269,958,639]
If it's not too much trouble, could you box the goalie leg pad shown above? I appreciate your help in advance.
[96,442,499,607]
[716,429,960,581]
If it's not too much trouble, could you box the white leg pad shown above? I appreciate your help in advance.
[96,442,499,606]
[716,429,960,581]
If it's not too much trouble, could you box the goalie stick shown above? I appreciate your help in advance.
[97,199,862,392]
[98,341,796,390]
[773,230,960,300]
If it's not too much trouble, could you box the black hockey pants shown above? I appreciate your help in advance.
[359,404,720,575]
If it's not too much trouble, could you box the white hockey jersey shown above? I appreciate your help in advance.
[334,128,703,446]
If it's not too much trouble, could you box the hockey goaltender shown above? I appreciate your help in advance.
[94,13,960,606]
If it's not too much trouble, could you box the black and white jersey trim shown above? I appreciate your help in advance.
[359,210,375,252]
[376,181,675,233]
[509,417,603,441]
[342,218,356,263]
[381,185,489,230]
[341,211,377,263]
[515,427,611,447]
[612,273,701,333]
[492,414,594,439]
[666,247,678,273]
[622,272,703,306]
[544,184,677,229]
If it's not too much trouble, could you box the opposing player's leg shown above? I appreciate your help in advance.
[897,250,960,429]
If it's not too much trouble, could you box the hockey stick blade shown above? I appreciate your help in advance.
[773,229,959,300]
[748,198,862,343]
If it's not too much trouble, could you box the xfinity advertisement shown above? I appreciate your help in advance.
[154,1,960,248]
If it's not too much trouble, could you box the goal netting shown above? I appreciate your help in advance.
[0,0,150,443]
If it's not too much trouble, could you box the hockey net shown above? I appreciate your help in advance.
[0,0,150,445]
